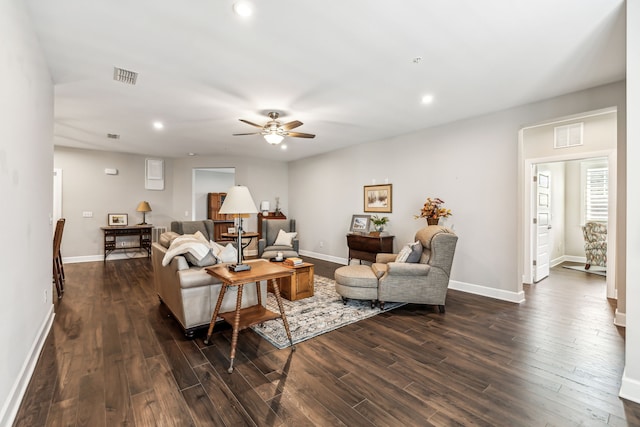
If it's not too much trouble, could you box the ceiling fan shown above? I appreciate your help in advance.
[233,112,316,145]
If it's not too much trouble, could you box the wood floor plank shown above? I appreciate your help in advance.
[13,258,640,427]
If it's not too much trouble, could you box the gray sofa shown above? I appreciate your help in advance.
[152,220,266,337]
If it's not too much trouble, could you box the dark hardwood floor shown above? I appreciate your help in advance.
[14,257,640,426]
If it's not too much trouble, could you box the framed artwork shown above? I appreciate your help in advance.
[108,213,128,226]
[350,214,371,233]
[364,184,392,213]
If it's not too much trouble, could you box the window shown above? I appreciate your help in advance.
[584,165,608,222]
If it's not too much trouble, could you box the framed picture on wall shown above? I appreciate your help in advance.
[364,184,392,213]
[350,214,371,233]
[108,213,128,226]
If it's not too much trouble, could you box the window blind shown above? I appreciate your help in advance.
[585,167,608,222]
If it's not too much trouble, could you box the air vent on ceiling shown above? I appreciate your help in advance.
[107,133,120,139]
[113,67,138,85]
[554,123,583,148]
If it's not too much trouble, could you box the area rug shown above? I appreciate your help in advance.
[562,265,606,277]
[251,275,405,349]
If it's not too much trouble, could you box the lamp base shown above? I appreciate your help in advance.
[228,263,251,272]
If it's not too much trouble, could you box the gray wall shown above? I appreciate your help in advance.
[289,81,625,302]
[0,1,53,424]
[53,149,289,259]
[193,169,235,220]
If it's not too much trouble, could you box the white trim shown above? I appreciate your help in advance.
[620,369,640,404]
[449,280,525,304]
[614,309,626,327]
[0,305,55,427]
[299,249,347,265]
[63,252,150,264]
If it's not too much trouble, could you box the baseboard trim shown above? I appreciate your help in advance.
[299,249,347,266]
[0,305,55,426]
[449,280,526,304]
[63,252,149,264]
[620,368,640,405]
[614,309,626,327]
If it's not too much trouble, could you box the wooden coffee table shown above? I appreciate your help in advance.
[268,262,314,301]
[203,260,295,373]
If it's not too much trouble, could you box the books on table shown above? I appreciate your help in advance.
[283,257,303,266]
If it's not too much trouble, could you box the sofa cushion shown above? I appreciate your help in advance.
[274,229,297,247]
[217,243,238,263]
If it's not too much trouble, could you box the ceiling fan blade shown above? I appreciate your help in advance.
[239,119,264,129]
[287,132,316,139]
[232,132,261,136]
[281,120,303,131]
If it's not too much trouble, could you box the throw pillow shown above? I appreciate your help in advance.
[406,241,423,263]
[217,243,238,263]
[185,250,218,267]
[274,229,297,247]
[396,244,412,263]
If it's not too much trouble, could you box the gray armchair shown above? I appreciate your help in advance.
[258,219,299,259]
[374,226,458,312]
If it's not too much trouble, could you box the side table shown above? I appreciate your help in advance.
[268,262,314,301]
[204,260,296,373]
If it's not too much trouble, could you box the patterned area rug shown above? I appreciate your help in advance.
[251,275,405,349]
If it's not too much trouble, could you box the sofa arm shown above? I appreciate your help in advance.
[376,253,398,264]
[292,238,299,253]
[258,238,266,256]
[386,262,431,276]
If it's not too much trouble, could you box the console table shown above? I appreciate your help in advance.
[101,225,152,262]
[346,233,395,264]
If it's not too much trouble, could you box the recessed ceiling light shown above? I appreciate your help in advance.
[421,94,434,104]
[233,1,253,17]
[280,144,287,150]
[153,121,164,130]
[188,152,196,156]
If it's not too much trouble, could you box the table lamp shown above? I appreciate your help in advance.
[219,185,258,271]
[136,201,152,225]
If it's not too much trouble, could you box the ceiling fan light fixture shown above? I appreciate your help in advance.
[264,133,284,145]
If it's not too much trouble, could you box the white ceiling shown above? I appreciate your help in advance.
[26,0,626,161]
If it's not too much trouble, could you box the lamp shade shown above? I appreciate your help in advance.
[219,186,258,215]
[136,201,152,212]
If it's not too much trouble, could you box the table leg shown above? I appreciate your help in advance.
[270,278,295,351]
[204,283,228,345]
[256,280,262,307]
[228,285,244,373]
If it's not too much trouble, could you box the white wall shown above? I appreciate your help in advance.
[193,169,235,220]
[290,81,625,303]
[54,147,175,259]
[0,1,54,424]
[620,0,640,405]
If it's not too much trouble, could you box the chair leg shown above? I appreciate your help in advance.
[379,301,385,310]
[438,305,445,313]
[585,263,591,270]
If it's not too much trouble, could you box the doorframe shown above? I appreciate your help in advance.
[522,149,617,299]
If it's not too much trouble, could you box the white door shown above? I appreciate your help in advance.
[533,169,551,282]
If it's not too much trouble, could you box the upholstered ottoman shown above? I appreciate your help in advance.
[334,265,378,308]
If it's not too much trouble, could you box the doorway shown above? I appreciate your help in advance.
[192,168,235,220]
[520,108,617,300]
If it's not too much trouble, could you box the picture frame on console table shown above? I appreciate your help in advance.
[350,214,371,233]
[108,213,128,226]
[363,184,392,213]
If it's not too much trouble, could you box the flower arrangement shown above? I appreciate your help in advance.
[371,215,390,231]
[415,197,452,221]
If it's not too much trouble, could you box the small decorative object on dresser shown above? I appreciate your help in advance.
[108,213,128,226]
[349,214,371,233]
[370,215,390,235]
